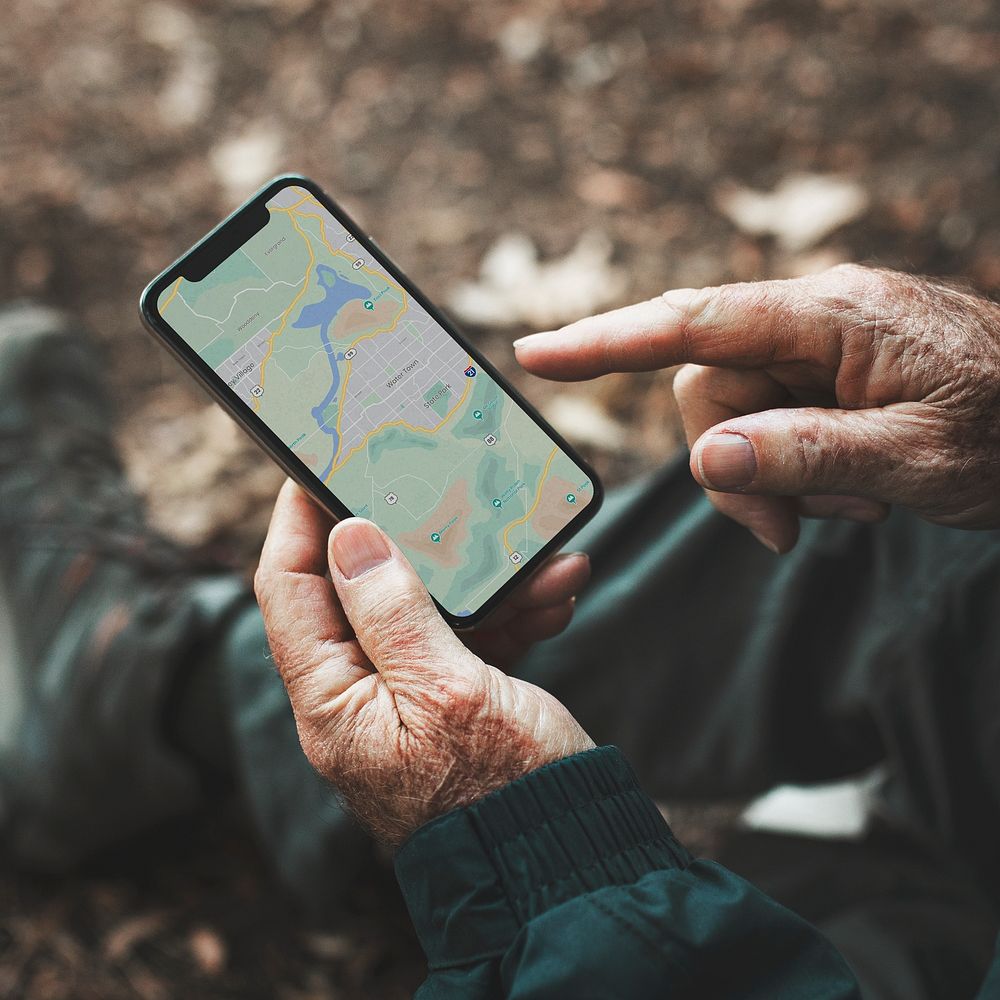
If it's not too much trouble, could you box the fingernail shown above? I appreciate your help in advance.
[332,520,391,579]
[750,530,782,555]
[512,331,553,349]
[697,433,757,490]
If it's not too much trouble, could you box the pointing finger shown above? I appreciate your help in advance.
[514,276,845,382]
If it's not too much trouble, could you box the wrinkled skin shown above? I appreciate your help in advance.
[254,482,594,847]
[515,264,1000,552]
[258,264,1000,844]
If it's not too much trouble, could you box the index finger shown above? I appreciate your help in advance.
[258,478,337,580]
[512,276,844,381]
[255,481,369,694]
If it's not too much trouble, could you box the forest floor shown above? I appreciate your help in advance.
[1,0,999,996]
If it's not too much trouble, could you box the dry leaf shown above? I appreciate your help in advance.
[447,231,627,329]
[103,912,168,962]
[305,932,354,962]
[497,16,547,64]
[714,174,869,252]
[574,169,652,209]
[138,2,217,128]
[210,126,285,201]
[541,394,627,452]
[188,926,227,976]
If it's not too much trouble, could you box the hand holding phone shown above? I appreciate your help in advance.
[141,176,602,625]
[252,480,595,845]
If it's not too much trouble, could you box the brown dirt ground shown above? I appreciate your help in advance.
[2,0,999,996]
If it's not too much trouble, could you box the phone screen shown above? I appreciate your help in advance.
[152,181,598,619]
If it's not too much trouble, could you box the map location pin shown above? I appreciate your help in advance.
[473,409,483,420]
[492,498,502,508]
[566,493,577,504]
[430,532,441,543]
[363,300,374,310]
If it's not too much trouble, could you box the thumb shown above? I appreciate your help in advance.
[327,518,473,680]
[691,404,934,505]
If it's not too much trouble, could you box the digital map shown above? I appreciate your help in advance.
[157,185,594,616]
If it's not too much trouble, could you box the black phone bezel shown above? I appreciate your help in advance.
[139,174,604,628]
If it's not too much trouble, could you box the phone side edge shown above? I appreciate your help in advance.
[138,174,605,629]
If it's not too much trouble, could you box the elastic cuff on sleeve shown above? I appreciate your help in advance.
[394,746,690,969]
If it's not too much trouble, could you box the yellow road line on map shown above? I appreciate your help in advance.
[330,278,412,428]
[272,190,407,299]
[289,207,411,371]
[266,188,452,467]
[253,212,315,411]
[271,199,413,396]
[330,309,408,439]
[278,191,314,212]
[292,206,409,302]
[276,197,433,471]
[325,362,474,481]
[160,277,183,311]
[502,447,559,555]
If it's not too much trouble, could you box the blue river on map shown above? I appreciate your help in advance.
[292,264,373,480]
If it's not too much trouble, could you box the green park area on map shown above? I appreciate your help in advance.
[158,186,593,614]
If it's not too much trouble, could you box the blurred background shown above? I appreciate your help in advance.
[1,0,998,996]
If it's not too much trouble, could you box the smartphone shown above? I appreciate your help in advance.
[140,175,602,627]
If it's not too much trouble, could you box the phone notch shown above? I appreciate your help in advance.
[181,197,271,282]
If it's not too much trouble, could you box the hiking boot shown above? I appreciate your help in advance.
[0,301,246,868]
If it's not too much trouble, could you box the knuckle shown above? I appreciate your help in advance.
[360,588,440,662]
[792,425,822,481]
[366,588,422,635]
[816,263,882,316]
[818,269,933,407]
[843,273,978,406]
[820,263,887,308]
[788,413,844,487]
[663,287,714,362]
[827,261,873,287]
[721,280,798,365]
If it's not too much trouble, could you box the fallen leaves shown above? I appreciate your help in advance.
[138,2,218,130]
[187,926,227,977]
[119,388,284,548]
[540,394,627,452]
[209,126,287,203]
[574,168,653,210]
[447,231,628,330]
[103,912,169,962]
[2,0,1000,997]
[714,173,870,253]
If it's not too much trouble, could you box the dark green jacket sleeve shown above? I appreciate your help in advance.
[394,746,861,999]
[980,938,1000,1000]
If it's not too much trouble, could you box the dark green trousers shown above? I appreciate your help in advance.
[217,457,1000,999]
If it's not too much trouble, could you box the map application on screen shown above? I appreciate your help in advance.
[156,184,594,616]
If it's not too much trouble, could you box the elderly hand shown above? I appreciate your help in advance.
[514,265,1000,553]
[254,481,594,847]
